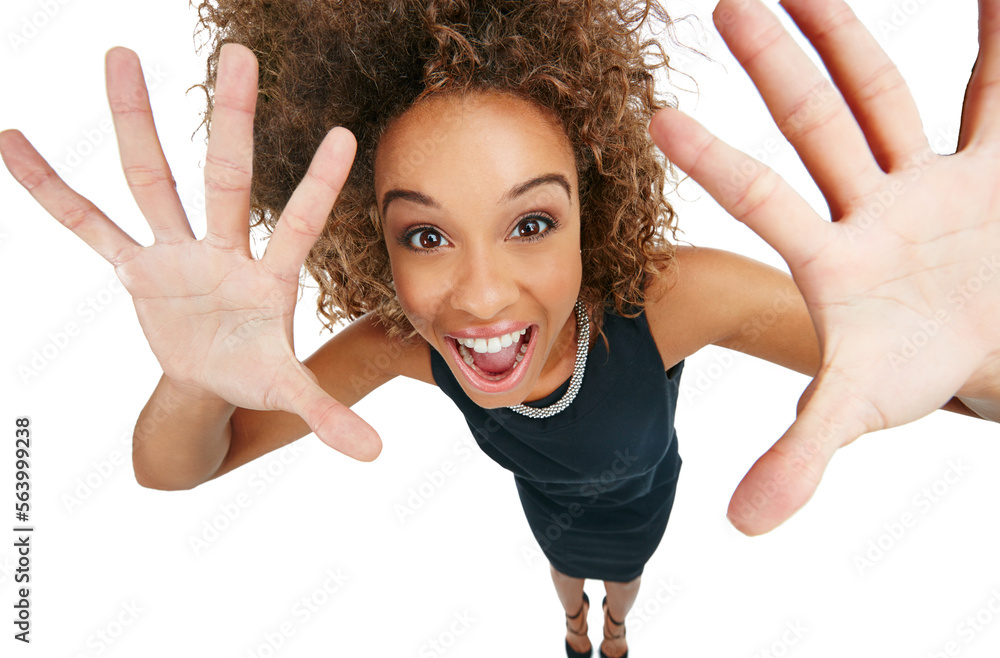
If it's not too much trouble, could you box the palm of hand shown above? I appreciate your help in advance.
[118,240,303,412]
[651,0,1000,534]
[795,154,1000,434]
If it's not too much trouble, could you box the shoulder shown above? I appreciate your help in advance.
[642,245,819,376]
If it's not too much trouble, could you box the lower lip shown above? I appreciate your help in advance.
[446,326,538,395]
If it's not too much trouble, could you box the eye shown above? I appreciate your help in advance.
[509,214,557,241]
[403,227,450,251]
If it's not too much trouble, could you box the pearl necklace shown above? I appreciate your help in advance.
[507,300,589,419]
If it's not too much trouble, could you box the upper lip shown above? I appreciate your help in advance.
[446,322,533,340]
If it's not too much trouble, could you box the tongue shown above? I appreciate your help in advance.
[471,335,524,374]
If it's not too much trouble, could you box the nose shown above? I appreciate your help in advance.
[448,248,520,319]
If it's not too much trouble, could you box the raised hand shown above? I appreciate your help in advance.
[649,0,1000,534]
[0,44,381,461]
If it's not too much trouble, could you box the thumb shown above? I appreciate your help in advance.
[276,364,383,462]
[726,374,877,536]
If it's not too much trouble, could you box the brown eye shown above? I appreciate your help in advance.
[510,215,553,239]
[520,219,541,236]
[407,229,448,250]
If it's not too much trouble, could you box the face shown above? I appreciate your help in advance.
[374,90,583,409]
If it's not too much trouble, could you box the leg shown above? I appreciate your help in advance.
[551,563,591,654]
[601,576,641,658]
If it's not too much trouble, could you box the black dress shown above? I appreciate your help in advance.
[428,305,683,582]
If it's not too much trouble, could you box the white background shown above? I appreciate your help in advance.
[2,0,999,656]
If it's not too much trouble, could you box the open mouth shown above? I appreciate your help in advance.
[445,325,538,394]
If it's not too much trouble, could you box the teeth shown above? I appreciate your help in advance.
[455,329,532,376]
[456,328,529,352]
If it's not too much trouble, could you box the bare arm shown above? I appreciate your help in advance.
[647,246,985,418]
[132,377,236,490]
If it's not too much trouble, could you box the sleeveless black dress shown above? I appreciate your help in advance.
[429,305,683,582]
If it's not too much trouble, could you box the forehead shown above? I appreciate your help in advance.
[374,91,577,204]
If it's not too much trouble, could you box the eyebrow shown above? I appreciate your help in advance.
[380,173,573,218]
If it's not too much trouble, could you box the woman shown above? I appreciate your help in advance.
[3,0,998,656]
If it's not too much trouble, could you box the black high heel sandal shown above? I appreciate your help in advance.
[565,591,592,658]
[600,596,628,658]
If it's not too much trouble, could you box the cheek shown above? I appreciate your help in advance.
[540,265,580,306]
[389,261,444,337]
[533,243,583,301]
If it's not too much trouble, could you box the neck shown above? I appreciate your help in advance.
[522,305,592,403]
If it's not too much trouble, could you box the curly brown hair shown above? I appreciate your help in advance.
[194,0,681,344]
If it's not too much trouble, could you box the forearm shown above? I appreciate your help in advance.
[956,396,1000,423]
[955,355,1000,423]
[132,374,237,490]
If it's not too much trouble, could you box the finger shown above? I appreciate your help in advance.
[779,0,929,169]
[649,107,828,268]
[105,47,194,244]
[725,373,879,536]
[203,44,257,255]
[0,129,142,265]
[713,0,882,216]
[262,127,357,281]
[959,0,1000,148]
[277,365,382,462]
